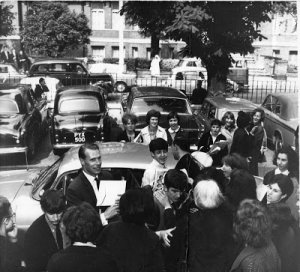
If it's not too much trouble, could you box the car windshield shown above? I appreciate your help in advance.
[0,99,19,114]
[59,97,101,114]
[131,97,191,114]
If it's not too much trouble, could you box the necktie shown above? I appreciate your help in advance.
[95,177,100,190]
[55,225,63,250]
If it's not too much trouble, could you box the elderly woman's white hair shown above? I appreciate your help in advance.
[193,179,225,209]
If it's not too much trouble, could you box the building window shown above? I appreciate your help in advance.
[289,51,297,66]
[92,46,105,59]
[132,47,138,58]
[146,48,151,60]
[112,9,120,29]
[112,46,119,58]
[92,9,105,30]
[273,50,280,56]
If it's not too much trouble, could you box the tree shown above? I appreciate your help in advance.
[0,1,15,36]
[122,1,272,92]
[21,2,91,57]
[121,1,175,58]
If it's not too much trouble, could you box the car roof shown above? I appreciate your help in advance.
[131,86,187,99]
[56,142,176,178]
[0,84,31,97]
[31,59,83,65]
[205,96,258,111]
[266,92,298,104]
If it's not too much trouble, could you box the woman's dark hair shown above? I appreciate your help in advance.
[122,113,138,125]
[269,174,294,201]
[119,188,155,225]
[275,145,298,176]
[210,119,222,127]
[267,203,295,231]
[146,109,161,124]
[40,189,66,214]
[164,169,188,191]
[0,196,11,223]
[62,202,101,243]
[252,108,265,122]
[221,111,236,128]
[234,199,272,248]
[222,153,249,171]
[167,111,180,122]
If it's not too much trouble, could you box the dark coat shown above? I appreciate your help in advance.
[117,130,140,142]
[187,203,234,272]
[47,245,119,272]
[0,51,13,63]
[34,84,49,100]
[230,128,252,158]
[230,242,281,272]
[66,170,113,212]
[0,236,23,272]
[165,127,185,146]
[24,215,60,272]
[197,132,228,166]
[97,221,164,272]
[175,153,201,181]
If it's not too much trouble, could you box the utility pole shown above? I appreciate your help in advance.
[119,0,124,74]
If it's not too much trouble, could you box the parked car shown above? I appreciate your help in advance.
[0,142,176,241]
[0,63,26,84]
[28,59,116,91]
[198,96,259,127]
[0,84,48,158]
[122,86,208,149]
[50,85,108,155]
[259,93,298,151]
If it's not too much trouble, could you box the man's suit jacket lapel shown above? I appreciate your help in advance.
[78,171,97,208]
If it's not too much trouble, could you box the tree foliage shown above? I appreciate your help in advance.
[21,2,91,57]
[121,1,273,90]
[0,1,15,36]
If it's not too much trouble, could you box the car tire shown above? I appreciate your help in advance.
[115,82,127,93]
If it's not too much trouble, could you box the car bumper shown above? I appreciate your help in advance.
[53,143,83,149]
[0,147,28,154]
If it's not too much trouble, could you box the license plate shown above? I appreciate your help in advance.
[74,132,86,143]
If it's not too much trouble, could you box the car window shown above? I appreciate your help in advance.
[69,63,87,75]
[187,61,196,67]
[131,97,190,114]
[262,95,276,112]
[200,101,210,117]
[274,100,282,115]
[208,105,216,120]
[49,63,68,72]
[0,66,8,73]
[0,99,19,114]
[58,97,101,114]
[36,64,49,73]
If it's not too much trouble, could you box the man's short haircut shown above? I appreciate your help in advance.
[122,112,138,125]
[173,134,190,152]
[146,109,161,124]
[62,202,101,244]
[39,77,45,84]
[40,189,66,214]
[0,196,11,223]
[193,179,224,209]
[119,188,155,225]
[78,143,100,160]
[210,119,222,127]
[167,111,180,122]
[149,138,168,153]
[234,199,271,248]
[270,174,294,200]
[164,169,188,191]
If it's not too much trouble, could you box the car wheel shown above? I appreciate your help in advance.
[115,82,127,93]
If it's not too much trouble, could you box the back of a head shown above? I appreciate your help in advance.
[267,202,295,229]
[236,111,250,129]
[173,134,190,152]
[234,199,271,248]
[270,174,294,201]
[62,202,101,244]
[222,153,249,170]
[40,189,66,214]
[193,179,224,209]
[164,169,188,191]
[0,195,11,223]
[149,138,168,153]
[119,188,155,226]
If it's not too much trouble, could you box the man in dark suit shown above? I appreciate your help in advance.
[24,189,66,272]
[0,45,13,63]
[34,77,49,100]
[66,143,119,226]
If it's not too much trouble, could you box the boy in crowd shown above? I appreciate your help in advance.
[142,138,169,191]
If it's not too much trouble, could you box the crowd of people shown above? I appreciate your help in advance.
[0,44,30,73]
[0,106,299,272]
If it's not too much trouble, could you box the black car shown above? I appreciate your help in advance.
[0,84,48,159]
[50,85,108,155]
[122,86,207,149]
[28,59,115,92]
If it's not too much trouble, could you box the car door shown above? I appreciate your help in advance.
[48,63,70,86]
[68,63,89,85]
